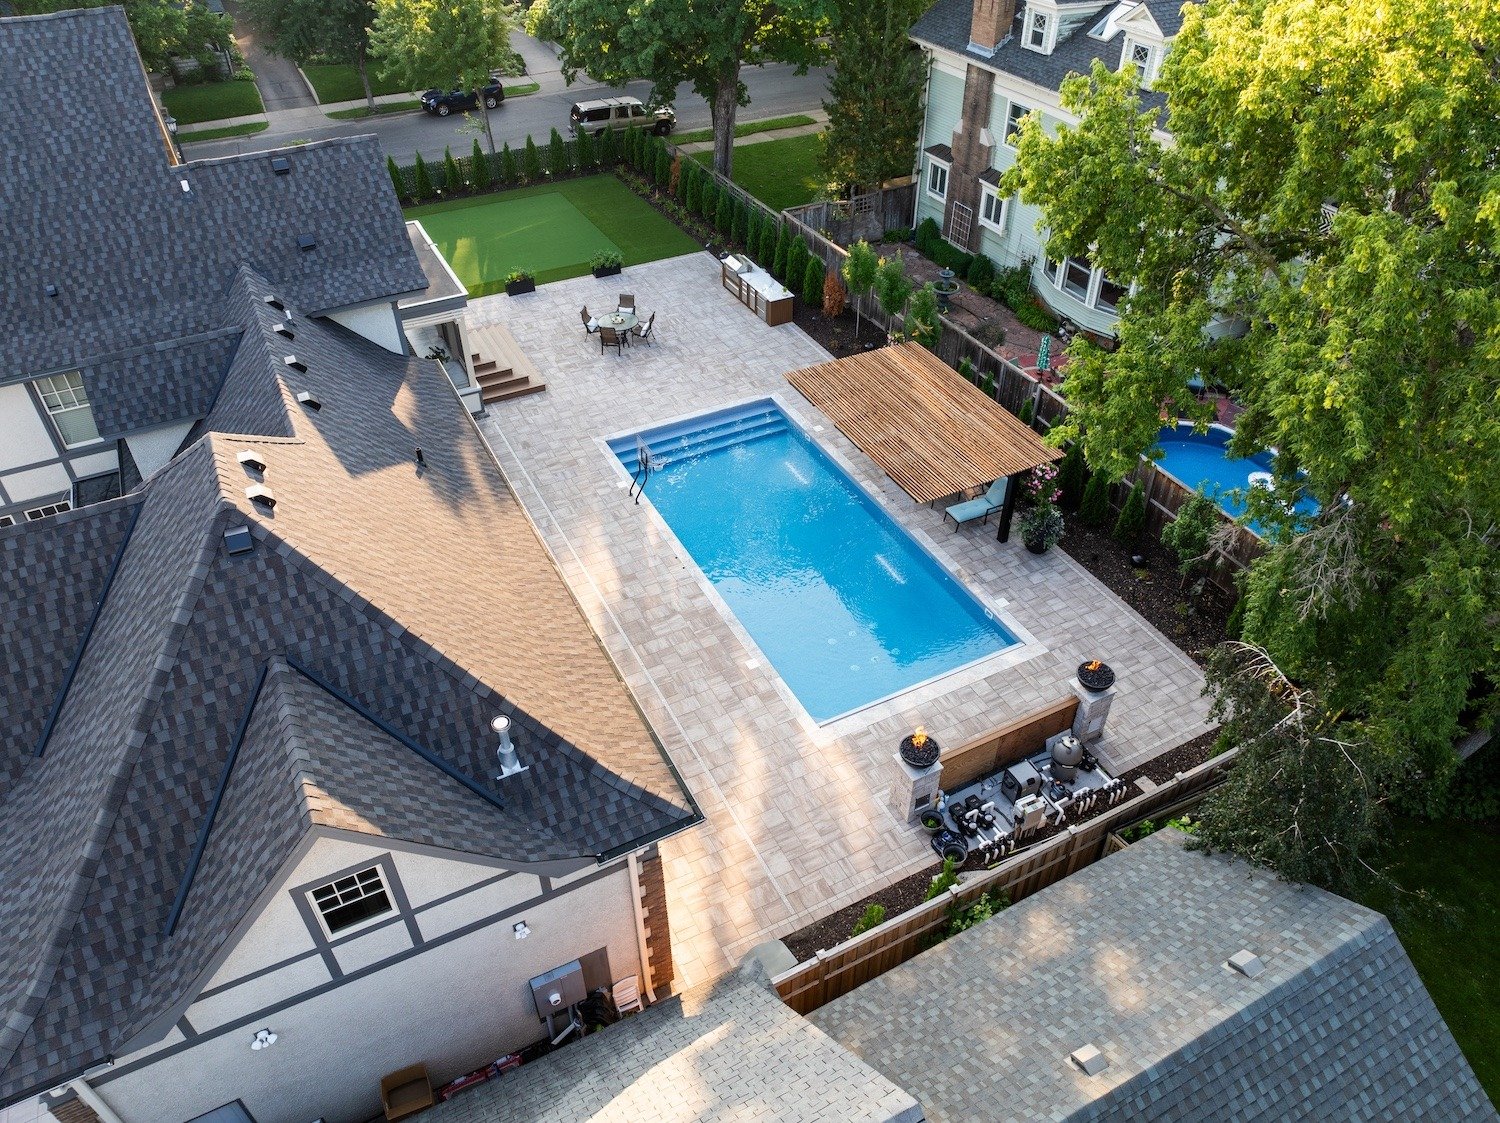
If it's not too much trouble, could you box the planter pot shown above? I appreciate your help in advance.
[1023,536,1050,555]
[505,278,536,297]
[591,264,622,278]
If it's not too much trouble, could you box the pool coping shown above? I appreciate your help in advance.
[599,392,1046,738]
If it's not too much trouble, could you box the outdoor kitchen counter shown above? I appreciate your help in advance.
[722,255,793,326]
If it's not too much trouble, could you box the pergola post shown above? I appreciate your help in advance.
[996,472,1021,543]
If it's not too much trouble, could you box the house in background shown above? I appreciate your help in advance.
[909,0,1187,336]
[0,7,479,529]
[0,269,697,1123]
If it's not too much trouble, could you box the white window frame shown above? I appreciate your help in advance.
[1061,256,1093,301]
[34,371,101,449]
[25,500,71,521]
[0,514,17,528]
[310,864,394,936]
[1045,255,1127,313]
[978,187,1008,233]
[925,157,950,202]
[1003,100,1032,148]
[1026,9,1049,51]
[1123,38,1156,86]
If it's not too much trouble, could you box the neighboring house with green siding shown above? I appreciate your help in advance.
[909,0,1187,336]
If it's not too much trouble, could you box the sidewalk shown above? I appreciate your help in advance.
[674,111,826,155]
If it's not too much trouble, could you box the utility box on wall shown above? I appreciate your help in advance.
[529,960,586,1020]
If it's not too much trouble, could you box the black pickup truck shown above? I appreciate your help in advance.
[420,80,505,116]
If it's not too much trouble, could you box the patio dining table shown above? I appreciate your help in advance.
[599,311,638,334]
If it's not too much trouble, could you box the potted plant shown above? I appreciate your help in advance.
[590,249,624,278]
[504,268,535,297]
[1019,502,1064,554]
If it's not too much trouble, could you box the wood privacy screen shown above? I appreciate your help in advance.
[770,746,1237,1016]
[939,696,1078,791]
[785,341,1063,504]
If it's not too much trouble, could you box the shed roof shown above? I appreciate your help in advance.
[785,342,1061,503]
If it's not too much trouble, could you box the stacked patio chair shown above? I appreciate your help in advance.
[631,312,656,347]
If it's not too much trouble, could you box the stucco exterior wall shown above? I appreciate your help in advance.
[92,836,643,1123]
[325,300,406,355]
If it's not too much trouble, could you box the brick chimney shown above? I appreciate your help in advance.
[968,0,1018,56]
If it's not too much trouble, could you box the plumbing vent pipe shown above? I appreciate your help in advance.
[493,715,526,778]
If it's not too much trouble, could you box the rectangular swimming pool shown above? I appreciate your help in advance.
[610,400,1019,723]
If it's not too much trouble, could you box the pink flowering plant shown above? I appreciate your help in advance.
[1023,463,1061,506]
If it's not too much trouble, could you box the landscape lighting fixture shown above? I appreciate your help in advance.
[250,1028,278,1051]
[513,921,530,940]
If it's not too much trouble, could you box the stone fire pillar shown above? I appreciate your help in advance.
[889,751,944,825]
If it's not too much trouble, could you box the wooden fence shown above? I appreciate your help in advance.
[785,184,917,245]
[770,746,1237,1015]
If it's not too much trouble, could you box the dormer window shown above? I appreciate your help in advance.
[1123,37,1159,86]
[1027,9,1049,49]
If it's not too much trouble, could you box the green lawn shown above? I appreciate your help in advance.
[178,121,270,143]
[326,100,423,121]
[404,175,700,296]
[161,79,263,125]
[693,132,825,212]
[673,113,817,146]
[302,64,411,104]
[1360,820,1500,1100]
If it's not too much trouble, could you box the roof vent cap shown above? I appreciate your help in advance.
[236,448,267,473]
[223,526,254,555]
[263,295,285,311]
[274,323,294,339]
[296,390,321,411]
[284,355,307,373]
[1069,1044,1108,1076]
[297,234,316,252]
[1227,949,1265,979]
[270,155,291,175]
[245,484,276,510]
[44,283,59,298]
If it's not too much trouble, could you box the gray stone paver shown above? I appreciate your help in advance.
[467,254,1211,987]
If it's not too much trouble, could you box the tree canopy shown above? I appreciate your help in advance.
[820,0,926,193]
[17,0,232,74]
[243,0,378,107]
[370,0,515,149]
[1006,0,1500,809]
[526,0,823,176]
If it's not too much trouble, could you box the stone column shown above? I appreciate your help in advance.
[1070,676,1116,744]
[636,848,675,995]
[889,752,944,824]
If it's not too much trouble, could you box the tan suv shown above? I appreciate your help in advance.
[568,96,675,138]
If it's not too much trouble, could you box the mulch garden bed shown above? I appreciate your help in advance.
[793,304,888,357]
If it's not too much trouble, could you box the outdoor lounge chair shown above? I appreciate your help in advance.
[944,477,1009,530]
[599,326,625,356]
[618,294,635,314]
[380,1064,433,1121]
[631,312,656,347]
[580,306,599,336]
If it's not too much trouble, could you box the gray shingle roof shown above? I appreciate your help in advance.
[0,271,697,1108]
[423,961,922,1123]
[0,7,427,438]
[910,0,1170,114]
[810,830,1498,1122]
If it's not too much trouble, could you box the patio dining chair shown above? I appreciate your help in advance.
[631,312,656,347]
[599,326,625,356]
[580,306,599,336]
[617,294,636,314]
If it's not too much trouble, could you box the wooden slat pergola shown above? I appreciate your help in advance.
[786,342,1062,538]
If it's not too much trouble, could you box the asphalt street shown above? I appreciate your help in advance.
[182,62,832,166]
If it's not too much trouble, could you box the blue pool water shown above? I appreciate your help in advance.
[1153,423,1319,535]
[611,401,1019,722]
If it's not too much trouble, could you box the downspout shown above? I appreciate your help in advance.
[68,1078,126,1123]
[626,851,659,1004]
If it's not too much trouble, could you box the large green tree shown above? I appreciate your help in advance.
[1006,0,1500,810]
[369,0,515,150]
[820,0,926,193]
[526,0,823,177]
[243,0,379,109]
[17,0,232,74]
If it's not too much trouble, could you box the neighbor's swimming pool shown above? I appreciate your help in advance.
[1153,423,1319,535]
[610,400,1019,723]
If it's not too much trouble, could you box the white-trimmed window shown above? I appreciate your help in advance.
[1003,101,1032,147]
[1096,275,1128,313]
[1062,256,1093,300]
[926,158,950,201]
[1045,255,1127,313]
[311,865,393,934]
[25,501,71,521]
[34,371,101,448]
[1043,258,1059,284]
[1125,39,1155,84]
[979,188,1008,232]
[1026,9,1049,50]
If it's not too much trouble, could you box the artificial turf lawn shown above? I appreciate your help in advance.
[160,79,264,125]
[1359,819,1500,1100]
[693,132,824,212]
[404,175,700,296]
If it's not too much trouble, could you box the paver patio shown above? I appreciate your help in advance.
[466,254,1211,988]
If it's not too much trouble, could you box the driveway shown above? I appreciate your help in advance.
[224,0,318,112]
[464,254,1212,989]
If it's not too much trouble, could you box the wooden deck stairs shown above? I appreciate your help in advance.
[469,322,546,405]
